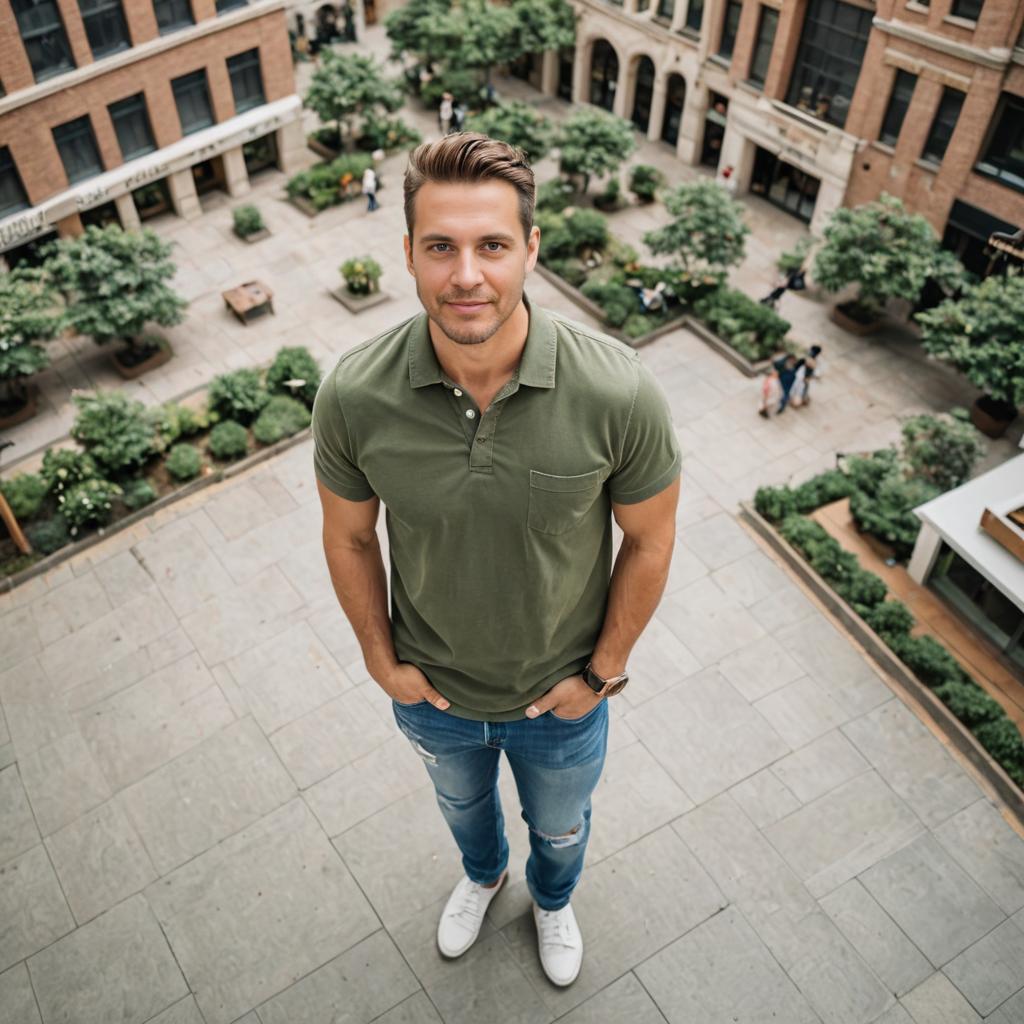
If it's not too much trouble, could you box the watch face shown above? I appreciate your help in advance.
[606,676,628,696]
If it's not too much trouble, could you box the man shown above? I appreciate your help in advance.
[438,92,454,136]
[362,163,379,212]
[312,134,680,987]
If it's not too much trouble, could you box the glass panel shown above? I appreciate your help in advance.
[172,69,214,135]
[784,0,872,128]
[227,48,265,113]
[685,0,704,31]
[53,115,104,184]
[719,0,742,57]
[109,93,156,161]
[951,0,983,18]
[589,40,618,112]
[12,0,75,82]
[0,147,30,218]
[153,0,193,34]
[879,69,916,145]
[656,0,675,20]
[922,87,964,163]
[78,0,130,58]
[661,73,685,144]
[215,0,247,10]
[976,93,1024,194]
[631,56,655,131]
[748,7,778,87]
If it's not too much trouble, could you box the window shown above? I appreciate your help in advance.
[12,0,75,82]
[785,0,873,128]
[685,0,704,31]
[78,0,129,58]
[879,70,916,146]
[153,0,193,34]
[172,69,214,135]
[0,147,30,218]
[215,0,247,10]
[747,6,778,87]
[227,48,265,113]
[656,0,675,20]
[53,116,104,184]
[922,87,964,164]
[976,93,1024,194]
[719,0,742,57]
[108,93,156,161]
[950,0,983,19]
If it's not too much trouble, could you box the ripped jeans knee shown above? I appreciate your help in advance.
[527,819,585,849]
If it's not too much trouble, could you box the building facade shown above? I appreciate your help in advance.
[537,0,1024,269]
[0,0,306,265]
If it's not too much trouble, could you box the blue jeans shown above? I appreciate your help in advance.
[392,697,609,911]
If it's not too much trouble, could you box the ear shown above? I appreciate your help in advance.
[525,224,540,273]
[403,234,415,277]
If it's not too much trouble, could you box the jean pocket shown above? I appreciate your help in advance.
[393,698,428,709]
[528,469,603,536]
[550,700,606,724]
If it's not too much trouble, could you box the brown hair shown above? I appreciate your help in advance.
[403,132,536,243]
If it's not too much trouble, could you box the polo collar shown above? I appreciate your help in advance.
[407,296,557,390]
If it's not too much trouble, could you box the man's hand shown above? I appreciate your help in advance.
[525,675,602,720]
[380,662,451,710]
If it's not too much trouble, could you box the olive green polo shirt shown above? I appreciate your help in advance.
[312,300,680,721]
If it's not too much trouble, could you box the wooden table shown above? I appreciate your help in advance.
[222,280,275,325]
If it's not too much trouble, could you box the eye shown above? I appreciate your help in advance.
[483,242,504,252]
[430,243,451,253]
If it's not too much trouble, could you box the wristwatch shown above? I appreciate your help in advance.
[582,662,629,697]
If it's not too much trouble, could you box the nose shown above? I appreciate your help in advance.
[451,250,485,292]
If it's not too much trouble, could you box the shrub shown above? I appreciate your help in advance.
[266,346,322,407]
[900,412,983,492]
[934,680,1004,729]
[864,600,915,641]
[252,395,311,445]
[844,449,900,497]
[122,477,158,510]
[807,537,859,585]
[26,515,70,555]
[972,718,1024,782]
[535,209,574,261]
[207,369,270,425]
[165,443,203,482]
[0,473,47,521]
[562,208,609,254]
[779,514,833,558]
[465,100,554,161]
[232,205,265,238]
[623,313,656,339]
[340,257,383,296]
[595,177,622,209]
[754,485,796,523]
[849,473,940,560]
[777,237,812,275]
[536,178,574,213]
[791,470,854,513]
[286,153,374,211]
[152,402,205,446]
[693,287,791,361]
[209,420,249,461]
[833,567,888,616]
[580,279,637,328]
[41,448,98,496]
[628,164,664,202]
[58,478,121,536]
[889,633,969,689]
[357,113,422,153]
[71,391,158,477]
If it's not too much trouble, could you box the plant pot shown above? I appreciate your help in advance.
[0,385,39,429]
[111,339,173,380]
[970,395,1018,439]
[235,227,270,244]
[331,286,390,313]
[831,301,881,336]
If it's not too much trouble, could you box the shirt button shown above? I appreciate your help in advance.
[465,409,476,419]
[476,435,487,443]
[453,388,463,397]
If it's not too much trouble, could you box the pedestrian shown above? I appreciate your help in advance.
[362,164,378,212]
[773,352,799,413]
[791,344,822,408]
[312,133,680,988]
[452,101,467,133]
[439,92,454,135]
[758,368,780,418]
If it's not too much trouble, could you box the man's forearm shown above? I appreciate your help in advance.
[590,536,674,676]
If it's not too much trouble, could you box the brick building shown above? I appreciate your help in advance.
[521,0,1024,275]
[0,0,306,265]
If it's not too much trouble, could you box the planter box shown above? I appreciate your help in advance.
[740,500,1024,825]
[0,385,39,429]
[307,137,340,160]
[331,286,389,313]
[287,194,322,218]
[831,302,881,336]
[235,227,270,244]
[683,315,776,377]
[111,340,173,380]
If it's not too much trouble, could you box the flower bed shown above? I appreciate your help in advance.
[286,153,374,215]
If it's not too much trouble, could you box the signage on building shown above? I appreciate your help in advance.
[988,229,1024,264]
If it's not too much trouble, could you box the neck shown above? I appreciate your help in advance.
[429,299,529,392]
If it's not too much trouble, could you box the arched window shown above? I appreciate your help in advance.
[590,39,619,111]
[631,56,656,133]
[661,73,686,145]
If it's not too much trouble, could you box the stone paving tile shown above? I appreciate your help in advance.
[615,614,701,709]
[902,972,982,1024]
[120,715,296,875]
[0,657,76,757]
[679,512,758,571]
[92,549,155,610]
[753,674,856,749]
[0,605,41,674]
[625,667,790,804]
[820,879,933,998]
[636,905,819,1024]
[0,764,39,867]
[554,972,668,1024]
[985,987,1024,1024]
[210,502,322,585]
[29,573,112,647]
[0,961,42,1024]
[0,844,74,972]
[748,581,819,632]
[718,633,806,703]
[709,548,794,608]
[203,479,282,541]
[770,728,871,804]
[146,996,206,1024]
[370,992,444,1023]
[728,767,802,829]
[145,799,379,1024]
[860,833,1006,968]
[874,1004,915,1024]
[941,918,1024,1017]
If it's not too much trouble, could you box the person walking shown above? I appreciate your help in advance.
[439,92,454,135]
[452,101,467,133]
[791,344,822,408]
[773,352,799,413]
[362,164,379,212]
[312,134,680,987]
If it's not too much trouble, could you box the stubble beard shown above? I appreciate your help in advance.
[417,280,522,347]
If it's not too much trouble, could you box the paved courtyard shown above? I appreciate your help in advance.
[3,27,1024,1024]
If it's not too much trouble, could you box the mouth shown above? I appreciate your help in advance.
[446,300,490,314]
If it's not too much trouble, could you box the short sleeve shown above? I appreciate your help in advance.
[608,361,681,505]
[311,366,376,501]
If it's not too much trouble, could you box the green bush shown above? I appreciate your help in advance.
[232,205,265,238]
[536,178,575,213]
[849,473,940,561]
[0,473,47,521]
[58,478,121,536]
[864,600,915,641]
[889,633,969,689]
[580,279,637,328]
[972,718,1024,783]
[934,680,1004,728]
[900,412,983,492]
[844,449,899,497]
[266,346,322,407]
[778,514,833,558]
[26,515,70,555]
[628,164,665,202]
[340,257,383,296]
[286,153,374,211]
[754,485,796,524]
[357,113,421,153]
[777,237,812,276]
[554,257,588,288]
[252,395,311,445]
[71,391,158,477]
[807,537,859,586]
[123,478,157,510]
[623,313,656,339]
[535,209,574,262]
[165,443,203,482]
[693,287,791,362]
[792,470,854,513]
[209,420,249,461]
[833,567,888,616]
[152,402,206,446]
[562,208,608,254]
[207,369,270,425]
[41,448,98,496]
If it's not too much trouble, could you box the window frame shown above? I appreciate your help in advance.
[718,0,743,58]
[878,69,916,146]
[0,146,31,219]
[52,115,105,185]
[227,48,266,114]
[78,0,131,59]
[950,0,983,20]
[747,5,778,89]
[921,86,965,165]
[108,93,157,162]
[215,0,248,11]
[153,0,194,35]
[172,68,215,136]
[684,0,704,32]
[12,0,76,83]
[974,92,1024,195]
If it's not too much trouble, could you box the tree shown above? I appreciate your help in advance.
[0,268,62,415]
[304,51,403,150]
[643,181,750,275]
[556,108,636,193]
[457,0,521,85]
[813,193,965,323]
[916,271,1024,411]
[43,225,186,359]
[466,101,555,161]
[511,0,576,56]
[385,0,455,68]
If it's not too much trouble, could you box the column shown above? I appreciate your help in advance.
[809,176,844,236]
[114,192,142,231]
[647,74,668,141]
[908,523,942,584]
[55,212,84,238]
[222,145,252,198]
[670,0,687,33]
[275,117,308,175]
[541,49,559,96]
[677,85,704,164]
[612,55,629,119]
[167,168,202,220]
[572,37,590,105]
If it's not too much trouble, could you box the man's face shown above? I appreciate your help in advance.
[404,179,540,346]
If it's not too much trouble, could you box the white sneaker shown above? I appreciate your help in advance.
[533,902,583,986]
[436,871,507,958]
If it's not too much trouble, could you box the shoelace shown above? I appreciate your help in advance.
[537,910,577,949]
[450,881,485,925]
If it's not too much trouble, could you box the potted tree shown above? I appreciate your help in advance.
[232,204,270,243]
[916,272,1024,438]
[0,268,62,429]
[813,193,964,335]
[556,108,637,197]
[628,164,665,204]
[332,256,388,312]
[43,225,187,379]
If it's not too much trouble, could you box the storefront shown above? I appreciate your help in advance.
[749,145,820,222]
[701,92,728,168]
[942,199,1019,280]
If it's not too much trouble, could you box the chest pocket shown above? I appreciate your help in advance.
[528,470,603,535]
